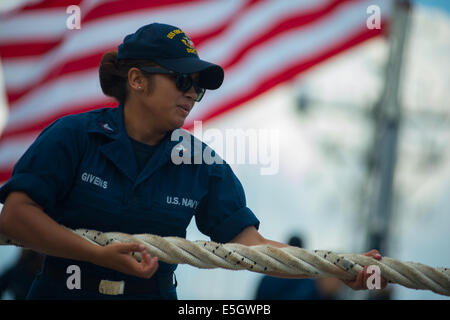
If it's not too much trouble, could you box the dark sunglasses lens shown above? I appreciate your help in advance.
[176,75,191,91]
[194,86,205,102]
[176,74,205,102]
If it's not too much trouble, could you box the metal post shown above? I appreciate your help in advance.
[363,0,412,298]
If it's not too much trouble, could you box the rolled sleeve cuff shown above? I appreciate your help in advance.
[209,207,260,244]
[0,173,53,209]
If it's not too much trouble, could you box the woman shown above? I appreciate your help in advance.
[0,23,386,299]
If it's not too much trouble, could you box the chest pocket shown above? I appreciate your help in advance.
[60,181,123,231]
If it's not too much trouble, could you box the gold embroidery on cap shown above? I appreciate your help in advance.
[167,29,198,54]
[167,29,183,39]
[181,36,197,54]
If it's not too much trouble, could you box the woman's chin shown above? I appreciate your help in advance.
[169,118,185,130]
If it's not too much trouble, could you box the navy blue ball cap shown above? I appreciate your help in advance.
[117,23,224,90]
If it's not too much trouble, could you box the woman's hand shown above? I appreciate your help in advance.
[92,242,159,279]
[342,249,388,290]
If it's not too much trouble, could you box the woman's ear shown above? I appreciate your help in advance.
[127,67,146,92]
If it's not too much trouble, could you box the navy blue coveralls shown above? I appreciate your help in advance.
[0,104,260,299]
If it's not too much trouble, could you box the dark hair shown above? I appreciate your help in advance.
[99,51,157,105]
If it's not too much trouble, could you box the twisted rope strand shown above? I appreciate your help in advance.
[1,228,449,296]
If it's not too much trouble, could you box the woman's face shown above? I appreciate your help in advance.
[139,70,199,130]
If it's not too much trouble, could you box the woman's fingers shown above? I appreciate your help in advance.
[138,248,159,278]
[364,249,382,260]
[118,242,145,254]
[102,242,159,278]
[343,267,365,290]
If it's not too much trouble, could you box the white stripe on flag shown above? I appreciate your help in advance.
[0,9,67,42]
[0,132,36,167]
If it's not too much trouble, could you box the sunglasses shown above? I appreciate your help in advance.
[139,66,206,102]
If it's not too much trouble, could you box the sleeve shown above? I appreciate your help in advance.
[0,116,84,217]
[194,162,260,243]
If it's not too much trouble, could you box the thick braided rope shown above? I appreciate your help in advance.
[1,228,449,296]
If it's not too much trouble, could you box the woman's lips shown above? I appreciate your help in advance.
[177,105,190,116]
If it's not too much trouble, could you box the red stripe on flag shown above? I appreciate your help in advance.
[15,0,83,12]
[0,41,60,59]
[0,170,13,184]
[82,0,207,24]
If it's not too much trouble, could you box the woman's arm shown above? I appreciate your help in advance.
[0,191,158,279]
[229,226,388,290]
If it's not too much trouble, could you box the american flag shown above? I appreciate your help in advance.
[0,0,391,182]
